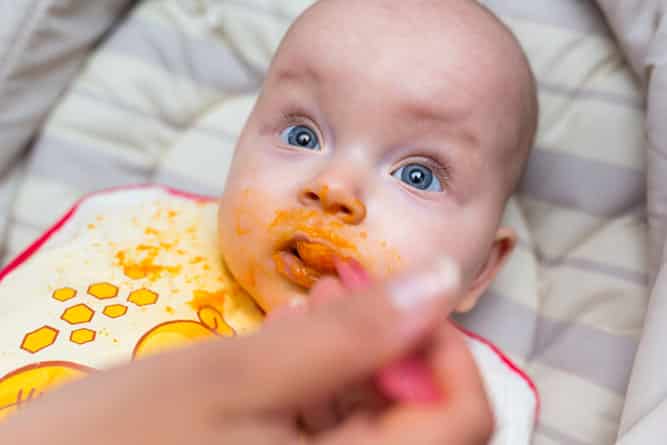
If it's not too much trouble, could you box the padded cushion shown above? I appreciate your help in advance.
[2,1,650,443]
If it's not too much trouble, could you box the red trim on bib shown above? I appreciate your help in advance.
[457,324,540,420]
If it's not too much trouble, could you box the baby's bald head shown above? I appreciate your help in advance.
[274,0,538,201]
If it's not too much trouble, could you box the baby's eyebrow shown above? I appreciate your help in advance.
[400,97,466,124]
[274,65,322,87]
[400,100,479,149]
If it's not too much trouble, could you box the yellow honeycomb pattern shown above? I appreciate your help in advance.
[2,205,264,422]
[70,329,96,345]
[87,282,118,300]
[52,288,76,302]
[20,283,167,352]
[21,327,59,354]
[8,276,242,423]
[128,288,158,307]
[60,304,95,325]
[103,304,128,319]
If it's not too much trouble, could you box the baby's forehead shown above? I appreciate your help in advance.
[267,0,534,156]
[272,0,524,108]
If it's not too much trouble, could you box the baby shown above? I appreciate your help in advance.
[0,0,539,439]
[218,0,538,314]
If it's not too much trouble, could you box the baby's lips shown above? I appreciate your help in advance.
[295,240,338,274]
[273,251,320,289]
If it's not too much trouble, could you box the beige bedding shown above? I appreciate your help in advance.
[0,1,665,444]
[596,2,667,443]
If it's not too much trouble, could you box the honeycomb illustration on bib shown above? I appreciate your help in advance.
[0,198,265,421]
[1,282,236,421]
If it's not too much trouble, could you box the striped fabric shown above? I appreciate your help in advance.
[594,2,666,444]
[0,0,136,257]
[0,1,650,444]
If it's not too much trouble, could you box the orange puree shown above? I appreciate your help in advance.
[295,240,338,274]
[273,252,320,289]
[268,208,366,289]
[115,245,182,282]
[269,209,355,250]
[188,289,226,311]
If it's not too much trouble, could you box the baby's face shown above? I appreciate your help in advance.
[219,0,531,312]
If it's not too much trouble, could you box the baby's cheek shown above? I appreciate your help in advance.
[218,192,259,265]
[377,244,404,277]
[351,240,403,281]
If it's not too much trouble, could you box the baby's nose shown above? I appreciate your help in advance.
[299,185,366,225]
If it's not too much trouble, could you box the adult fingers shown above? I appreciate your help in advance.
[319,322,493,445]
[264,277,340,325]
[208,257,461,411]
[376,322,495,444]
[335,258,372,291]
[309,276,348,306]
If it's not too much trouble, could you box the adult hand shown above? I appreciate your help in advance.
[296,259,478,432]
[0,258,493,445]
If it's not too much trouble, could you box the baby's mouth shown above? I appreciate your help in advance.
[273,237,344,289]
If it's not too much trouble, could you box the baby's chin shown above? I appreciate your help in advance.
[221,256,302,314]
[247,276,308,314]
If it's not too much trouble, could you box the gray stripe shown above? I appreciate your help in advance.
[514,240,649,287]
[536,424,595,445]
[152,170,221,197]
[204,0,300,22]
[539,81,645,110]
[0,162,25,261]
[75,86,186,131]
[27,132,227,197]
[541,255,649,286]
[519,149,645,217]
[28,135,153,192]
[74,87,240,141]
[103,16,261,92]
[482,0,610,35]
[27,87,240,198]
[9,215,44,233]
[456,291,638,394]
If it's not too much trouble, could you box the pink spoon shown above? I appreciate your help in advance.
[335,259,442,403]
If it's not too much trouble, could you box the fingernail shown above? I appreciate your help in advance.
[289,297,307,308]
[335,258,372,290]
[387,257,460,312]
[376,357,442,403]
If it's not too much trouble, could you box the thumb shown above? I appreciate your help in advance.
[233,256,462,410]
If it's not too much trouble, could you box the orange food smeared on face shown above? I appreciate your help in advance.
[269,209,354,250]
[272,252,321,289]
[295,241,338,274]
[267,208,367,289]
[235,211,253,236]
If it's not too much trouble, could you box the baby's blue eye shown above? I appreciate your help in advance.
[392,163,442,192]
[280,125,320,150]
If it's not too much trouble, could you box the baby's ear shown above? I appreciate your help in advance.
[455,227,516,313]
